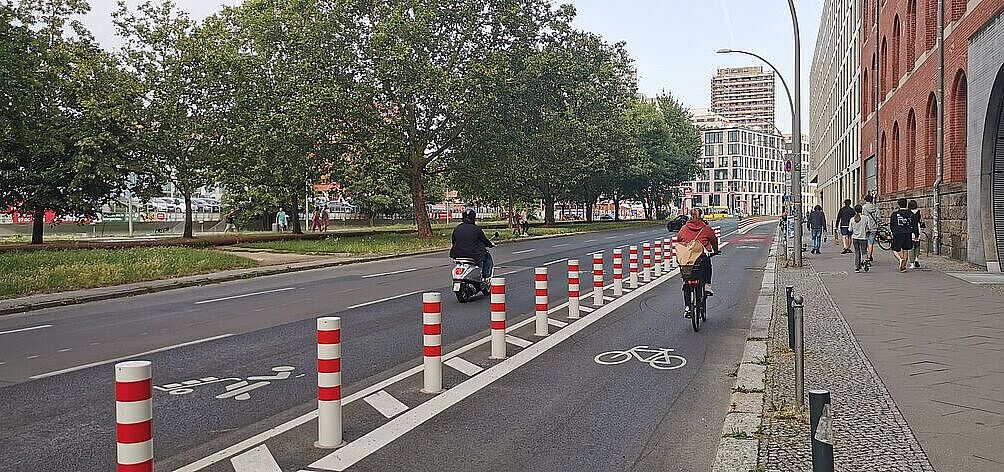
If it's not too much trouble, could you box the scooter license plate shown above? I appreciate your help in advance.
[453,282,461,292]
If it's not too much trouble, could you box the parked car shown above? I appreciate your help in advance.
[666,214,689,232]
[599,214,614,220]
[327,201,357,214]
[192,197,221,213]
[146,197,182,213]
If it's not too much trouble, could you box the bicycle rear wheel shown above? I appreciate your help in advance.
[692,287,703,332]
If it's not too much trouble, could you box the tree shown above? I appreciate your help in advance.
[0,0,142,244]
[114,0,219,239]
[337,154,413,226]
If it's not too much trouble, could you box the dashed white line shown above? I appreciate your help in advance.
[584,239,597,243]
[553,243,570,248]
[579,306,595,313]
[543,258,569,266]
[444,357,483,376]
[26,355,39,359]
[511,249,535,255]
[547,318,568,328]
[194,287,296,305]
[361,268,418,279]
[0,324,53,335]
[346,290,424,310]
[30,333,234,380]
[57,348,72,353]
[363,390,410,419]
[504,335,532,348]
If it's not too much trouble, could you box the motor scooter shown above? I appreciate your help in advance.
[451,232,498,303]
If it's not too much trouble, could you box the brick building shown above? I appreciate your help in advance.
[860,0,1003,268]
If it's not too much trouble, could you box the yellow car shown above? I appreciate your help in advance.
[703,207,730,220]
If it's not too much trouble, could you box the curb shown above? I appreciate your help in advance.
[0,225,659,317]
[709,231,777,472]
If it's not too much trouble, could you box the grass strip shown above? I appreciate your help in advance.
[0,247,257,299]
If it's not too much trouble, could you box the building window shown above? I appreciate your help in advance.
[719,157,728,167]
[892,16,901,87]
[907,0,917,68]
[906,109,917,190]
[891,121,900,193]
[707,131,723,144]
[925,92,938,186]
[727,130,739,142]
[697,182,710,193]
[950,70,967,181]
[880,131,887,194]
[925,0,936,52]
[880,36,888,97]
[705,145,715,156]
[714,169,728,180]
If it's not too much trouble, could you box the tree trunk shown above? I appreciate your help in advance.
[290,197,303,234]
[30,210,44,245]
[543,193,556,226]
[585,203,592,222]
[613,195,621,221]
[406,157,433,238]
[182,192,194,239]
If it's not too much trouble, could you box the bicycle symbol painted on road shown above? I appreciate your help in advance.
[594,346,687,370]
[154,366,305,401]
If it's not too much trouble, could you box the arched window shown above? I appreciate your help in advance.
[892,122,901,193]
[892,16,901,86]
[950,0,965,22]
[880,36,888,97]
[907,0,917,68]
[925,92,938,186]
[950,70,967,181]
[862,69,870,116]
[863,0,869,28]
[925,0,937,52]
[907,110,917,189]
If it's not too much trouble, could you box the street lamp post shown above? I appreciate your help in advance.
[715,0,803,266]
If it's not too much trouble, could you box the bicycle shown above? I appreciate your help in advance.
[681,251,719,332]
[873,223,893,251]
[594,345,687,370]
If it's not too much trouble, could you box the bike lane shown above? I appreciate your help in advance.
[318,225,773,471]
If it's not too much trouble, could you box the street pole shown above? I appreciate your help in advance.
[788,0,803,267]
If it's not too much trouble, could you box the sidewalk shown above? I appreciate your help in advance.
[758,246,1004,471]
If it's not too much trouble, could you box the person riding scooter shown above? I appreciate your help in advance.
[450,209,495,279]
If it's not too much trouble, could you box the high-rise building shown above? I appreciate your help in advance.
[858,0,1002,268]
[809,0,861,226]
[711,66,776,133]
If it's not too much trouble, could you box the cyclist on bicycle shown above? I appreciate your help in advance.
[676,207,720,296]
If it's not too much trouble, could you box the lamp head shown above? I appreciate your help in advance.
[716,48,732,54]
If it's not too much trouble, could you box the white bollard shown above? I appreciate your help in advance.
[642,242,652,282]
[490,277,506,359]
[316,317,344,448]
[421,294,442,394]
[714,225,722,240]
[628,246,639,288]
[653,240,663,277]
[671,236,679,268]
[534,267,548,337]
[592,252,604,306]
[613,248,623,296]
[568,259,580,319]
[116,360,153,472]
[662,238,672,272]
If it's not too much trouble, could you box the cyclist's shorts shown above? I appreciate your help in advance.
[866,232,876,245]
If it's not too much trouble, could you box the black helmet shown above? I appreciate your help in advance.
[461,208,476,224]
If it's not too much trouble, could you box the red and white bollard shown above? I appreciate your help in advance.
[662,238,672,272]
[642,242,652,282]
[612,248,623,296]
[628,246,639,288]
[714,225,722,240]
[670,236,679,268]
[653,240,663,277]
[421,294,442,394]
[490,277,506,359]
[534,267,548,337]
[592,252,604,306]
[116,360,153,472]
[316,316,344,448]
[568,259,580,319]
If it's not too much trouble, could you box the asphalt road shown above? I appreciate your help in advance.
[0,221,743,471]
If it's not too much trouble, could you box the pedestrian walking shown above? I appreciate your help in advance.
[850,204,876,273]
[835,199,855,254]
[889,198,918,272]
[276,207,288,232]
[907,200,925,269]
[321,208,330,232]
[861,194,881,262]
[223,212,237,233]
[807,205,826,254]
[520,211,530,237]
[311,208,321,232]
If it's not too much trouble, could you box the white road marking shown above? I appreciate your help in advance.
[605,236,617,239]
[584,239,597,243]
[363,390,410,418]
[174,280,631,472]
[309,264,684,471]
[579,306,595,313]
[26,355,39,359]
[547,318,568,328]
[511,249,535,255]
[444,357,483,376]
[57,348,72,353]
[495,269,523,277]
[0,324,52,336]
[230,444,282,472]
[504,335,532,348]
[553,243,570,247]
[194,287,296,305]
[346,290,424,310]
[30,333,234,380]
[603,296,616,301]
[361,268,418,279]
[543,258,568,266]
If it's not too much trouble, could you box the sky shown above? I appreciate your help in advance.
[77,0,822,132]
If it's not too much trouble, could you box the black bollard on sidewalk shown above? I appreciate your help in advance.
[809,389,835,472]
[786,285,795,350]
